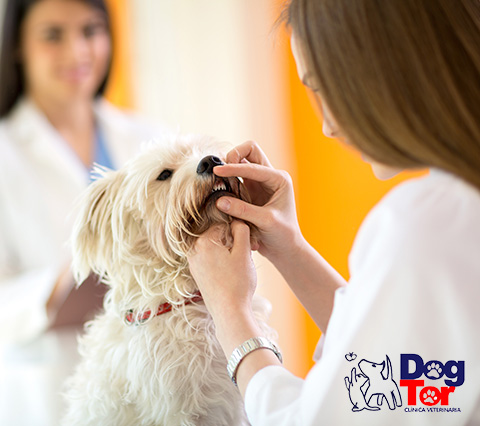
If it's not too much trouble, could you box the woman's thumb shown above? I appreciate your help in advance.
[217,196,261,226]
[230,220,251,254]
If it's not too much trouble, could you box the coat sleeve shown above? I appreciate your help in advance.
[0,129,62,344]
[0,264,60,343]
[244,179,480,425]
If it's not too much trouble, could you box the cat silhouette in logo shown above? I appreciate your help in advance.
[344,367,380,412]
[358,355,402,410]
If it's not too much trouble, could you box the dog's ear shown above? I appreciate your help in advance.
[70,170,123,285]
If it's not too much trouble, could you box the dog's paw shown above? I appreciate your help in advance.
[420,388,438,405]
[425,362,442,379]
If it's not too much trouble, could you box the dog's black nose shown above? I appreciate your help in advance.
[196,155,224,175]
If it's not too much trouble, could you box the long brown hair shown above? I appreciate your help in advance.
[0,0,112,118]
[282,0,480,190]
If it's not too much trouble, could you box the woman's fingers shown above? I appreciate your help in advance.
[214,163,285,193]
[216,197,275,230]
[225,141,273,167]
[193,222,253,254]
[192,225,223,252]
[230,221,251,256]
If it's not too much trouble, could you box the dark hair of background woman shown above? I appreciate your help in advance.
[0,0,113,118]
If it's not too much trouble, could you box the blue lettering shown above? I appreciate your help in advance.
[444,360,465,387]
[401,354,424,380]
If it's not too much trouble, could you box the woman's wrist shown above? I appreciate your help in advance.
[213,306,262,358]
[213,307,282,396]
[266,228,307,267]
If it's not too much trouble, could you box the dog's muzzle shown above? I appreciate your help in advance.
[196,155,241,205]
[197,155,224,175]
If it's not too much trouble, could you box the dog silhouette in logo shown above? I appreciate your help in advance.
[344,367,380,412]
[358,355,402,410]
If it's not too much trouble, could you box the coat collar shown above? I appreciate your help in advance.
[5,97,168,186]
[6,97,90,188]
[5,97,139,186]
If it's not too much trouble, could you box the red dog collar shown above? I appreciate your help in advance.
[124,292,203,326]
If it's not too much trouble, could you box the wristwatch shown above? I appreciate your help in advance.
[227,336,283,386]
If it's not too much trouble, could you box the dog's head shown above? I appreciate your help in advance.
[71,135,256,309]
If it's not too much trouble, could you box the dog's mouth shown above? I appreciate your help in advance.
[204,176,240,205]
[179,170,254,241]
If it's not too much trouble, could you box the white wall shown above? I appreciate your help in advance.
[128,1,290,152]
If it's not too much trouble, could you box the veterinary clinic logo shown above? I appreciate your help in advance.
[344,353,464,414]
[399,354,463,412]
[344,354,402,412]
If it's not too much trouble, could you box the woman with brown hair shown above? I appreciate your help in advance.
[0,1,166,424]
[188,0,480,424]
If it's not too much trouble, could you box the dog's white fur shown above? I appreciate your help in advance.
[63,135,277,426]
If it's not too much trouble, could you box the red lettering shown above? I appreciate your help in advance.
[440,386,455,405]
[400,380,424,405]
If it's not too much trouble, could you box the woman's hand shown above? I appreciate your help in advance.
[187,220,257,323]
[46,264,75,321]
[188,220,282,396]
[214,141,304,264]
[211,141,344,332]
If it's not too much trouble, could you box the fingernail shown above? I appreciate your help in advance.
[217,198,231,211]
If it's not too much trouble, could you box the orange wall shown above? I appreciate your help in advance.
[285,39,425,377]
[104,0,132,108]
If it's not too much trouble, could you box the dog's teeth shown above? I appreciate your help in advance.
[213,181,227,192]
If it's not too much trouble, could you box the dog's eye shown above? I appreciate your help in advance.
[157,169,173,181]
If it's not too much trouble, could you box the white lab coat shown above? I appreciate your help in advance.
[245,169,480,425]
[0,97,168,426]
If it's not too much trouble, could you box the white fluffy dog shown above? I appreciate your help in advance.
[63,135,276,426]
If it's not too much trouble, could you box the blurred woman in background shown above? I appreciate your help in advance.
[0,1,166,424]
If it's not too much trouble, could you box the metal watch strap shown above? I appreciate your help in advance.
[227,336,282,386]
